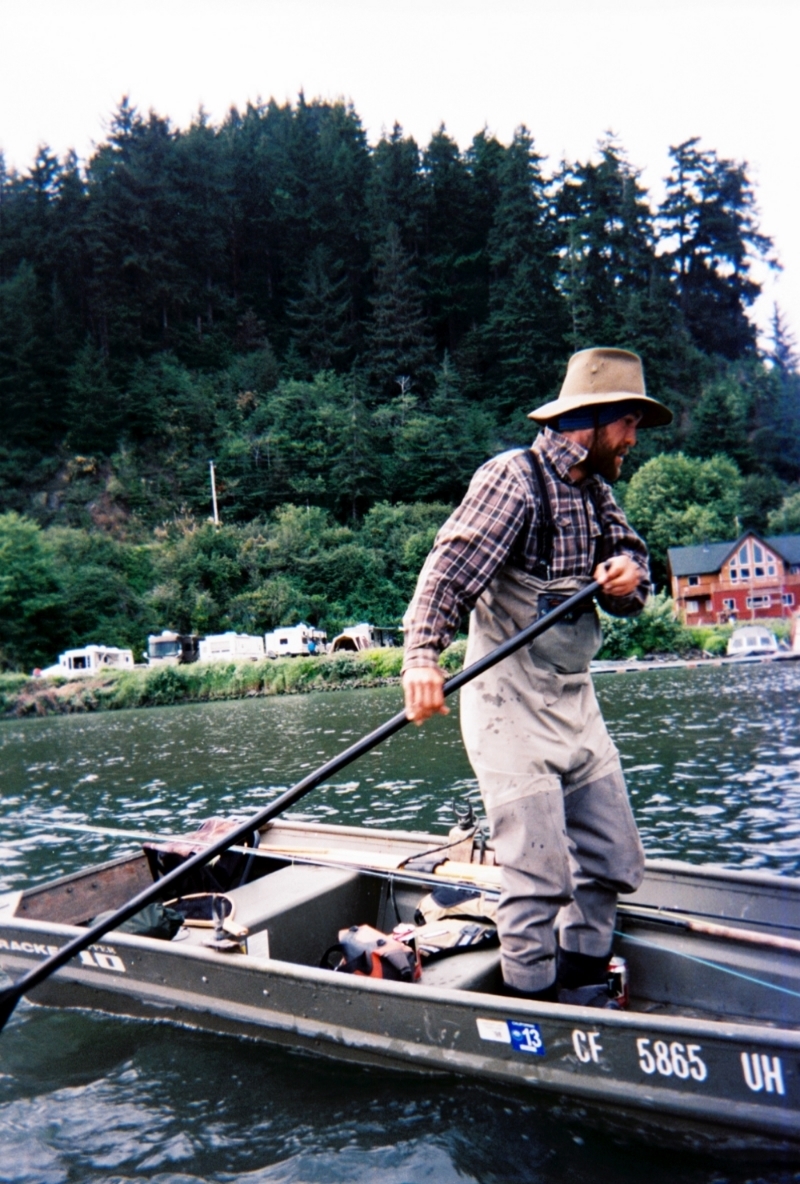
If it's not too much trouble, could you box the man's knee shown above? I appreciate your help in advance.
[565,769,644,893]
[487,792,573,896]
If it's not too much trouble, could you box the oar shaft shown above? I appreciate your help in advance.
[0,581,599,1026]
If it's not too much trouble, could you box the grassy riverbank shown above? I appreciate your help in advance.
[2,612,789,718]
[0,644,467,718]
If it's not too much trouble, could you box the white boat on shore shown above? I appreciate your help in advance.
[726,624,780,659]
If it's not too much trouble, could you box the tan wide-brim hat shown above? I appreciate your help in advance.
[529,347,673,429]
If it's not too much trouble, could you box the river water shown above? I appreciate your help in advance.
[1,663,799,1183]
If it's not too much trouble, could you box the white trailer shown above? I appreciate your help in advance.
[39,645,135,679]
[197,632,265,663]
[264,623,328,657]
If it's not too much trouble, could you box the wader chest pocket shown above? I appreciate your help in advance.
[536,594,596,624]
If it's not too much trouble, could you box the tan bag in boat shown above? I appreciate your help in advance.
[414,884,498,926]
[392,918,498,962]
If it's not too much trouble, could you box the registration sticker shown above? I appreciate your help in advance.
[476,1017,546,1056]
[476,1018,512,1043]
[508,1021,546,1056]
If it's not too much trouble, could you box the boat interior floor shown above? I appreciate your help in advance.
[11,848,800,1030]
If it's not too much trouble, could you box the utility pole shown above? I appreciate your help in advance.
[209,460,220,526]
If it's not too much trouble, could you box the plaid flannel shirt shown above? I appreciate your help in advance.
[402,427,651,669]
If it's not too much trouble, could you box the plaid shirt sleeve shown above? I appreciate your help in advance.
[402,455,531,669]
[588,478,651,617]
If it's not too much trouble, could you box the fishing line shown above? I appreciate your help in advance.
[615,930,800,1000]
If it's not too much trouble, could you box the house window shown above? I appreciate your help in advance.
[783,593,795,606]
[746,594,771,608]
[722,598,735,610]
[686,599,699,613]
[730,538,780,582]
[687,575,699,586]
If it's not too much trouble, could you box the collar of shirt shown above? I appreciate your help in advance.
[535,426,589,482]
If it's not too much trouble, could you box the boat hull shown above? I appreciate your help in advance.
[1,914,799,1155]
[1,829,799,1155]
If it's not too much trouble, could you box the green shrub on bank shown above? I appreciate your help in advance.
[0,673,30,712]
[598,592,693,660]
[440,639,467,673]
[686,625,730,656]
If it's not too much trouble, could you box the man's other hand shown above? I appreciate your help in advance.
[402,666,449,725]
[594,554,642,598]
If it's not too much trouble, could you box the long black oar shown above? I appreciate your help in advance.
[0,579,599,1031]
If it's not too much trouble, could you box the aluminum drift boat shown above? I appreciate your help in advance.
[0,818,798,1156]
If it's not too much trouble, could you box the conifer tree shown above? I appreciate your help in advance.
[481,128,564,420]
[421,126,479,355]
[556,138,659,348]
[286,245,354,375]
[367,124,426,256]
[364,223,436,400]
[659,138,774,359]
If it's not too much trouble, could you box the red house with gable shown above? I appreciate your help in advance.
[667,533,800,625]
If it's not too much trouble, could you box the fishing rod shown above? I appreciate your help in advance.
[0,580,601,1032]
[22,820,800,951]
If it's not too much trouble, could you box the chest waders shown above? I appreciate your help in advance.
[459,450,645,995]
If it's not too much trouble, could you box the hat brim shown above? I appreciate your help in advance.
[528,391,673,430]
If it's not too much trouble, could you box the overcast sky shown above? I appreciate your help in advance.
[1,0,798,348]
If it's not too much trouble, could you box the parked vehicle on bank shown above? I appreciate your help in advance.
[330,624,398,652]
[146,632,200,666]
[38,645,135,679]
[726,625,780,659]
[264,624,328,657]
[197,632,265,663]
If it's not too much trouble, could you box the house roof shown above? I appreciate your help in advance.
[667,541,734,577]
[667,532,800,577]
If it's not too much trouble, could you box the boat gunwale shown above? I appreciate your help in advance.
[3,913,799,1048]
[6,822,800,904]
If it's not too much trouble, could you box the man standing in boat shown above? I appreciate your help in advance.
[402,347,672,1006]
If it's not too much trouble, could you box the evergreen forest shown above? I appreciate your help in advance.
[2,95,799,671]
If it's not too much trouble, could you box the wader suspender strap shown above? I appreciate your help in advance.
[518,448,601,578]
[518,450,554,579]
[583,482,602,573]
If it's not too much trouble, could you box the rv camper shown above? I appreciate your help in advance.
[146,631,200,666]
[264,623,328,657]
[197,632,265,663]
[39,645,135,679]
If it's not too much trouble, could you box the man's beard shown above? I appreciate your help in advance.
[586,430,625,482]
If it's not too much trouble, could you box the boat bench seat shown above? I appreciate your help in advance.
[419,945,502,993]
[227,864,376,966]
[188,864,502,991]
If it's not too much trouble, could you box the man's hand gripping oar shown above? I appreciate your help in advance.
[403,558,630,725]
[0,580,600,1034]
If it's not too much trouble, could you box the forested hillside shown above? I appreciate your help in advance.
[1,96,799,669]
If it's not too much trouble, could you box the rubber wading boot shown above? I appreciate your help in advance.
[557,947,620,1010]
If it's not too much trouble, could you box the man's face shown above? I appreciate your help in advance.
[586,412,641,482]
